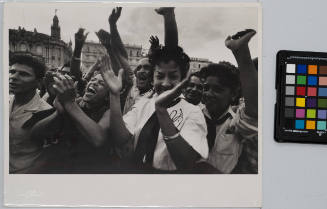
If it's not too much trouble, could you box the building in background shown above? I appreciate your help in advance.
[9,12,72,69]
[81,42,143,74]
[189,57,212,73]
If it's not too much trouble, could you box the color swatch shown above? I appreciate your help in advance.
[284,64,327,130]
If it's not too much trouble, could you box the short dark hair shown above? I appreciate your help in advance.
[200,62,242,105]
[10,52,47,79]
[149,46,190,80]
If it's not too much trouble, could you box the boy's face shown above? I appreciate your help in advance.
[9,63,38,95]
[83,74,108,105]
[153,60,181,95]
[184,75,203,105]
[202,75,236,114]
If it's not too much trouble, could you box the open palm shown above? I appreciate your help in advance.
[99,55,123,95]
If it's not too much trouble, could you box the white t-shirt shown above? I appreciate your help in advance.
[123,94,208,170]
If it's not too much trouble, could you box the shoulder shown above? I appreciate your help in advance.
[37,95,52,111]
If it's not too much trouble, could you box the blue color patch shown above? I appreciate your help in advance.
[297,64,307,74]
[295,120,305,129]
[318,88,327,97]
[308,76,317,85]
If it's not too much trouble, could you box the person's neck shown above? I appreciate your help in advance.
[14,90,36,106]
[81,100,107,111]
[207,106,229,121]
[138,87,151,95]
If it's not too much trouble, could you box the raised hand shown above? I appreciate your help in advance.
[74,28,89,51]
[225,29,256,52]
[99,55,124,95]
[155,70,192,109]
[53,74,76,107]
[96,29,111,49]
[155,7,174,16]
[149,35,160,49]
[109,7,122,25]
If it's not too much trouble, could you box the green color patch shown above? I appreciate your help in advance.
[318,99,327,108]
[297,75,306,85]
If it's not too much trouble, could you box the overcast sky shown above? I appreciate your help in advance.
[6,3,259,64]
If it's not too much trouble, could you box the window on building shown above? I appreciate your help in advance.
[20,43,27,51]
[52,56,55,61]
[130,50,133,57]
[199,64,201,68]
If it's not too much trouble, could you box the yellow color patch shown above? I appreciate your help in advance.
[306,120,316,129]
[308,65,317,74]
[296,98,305,107]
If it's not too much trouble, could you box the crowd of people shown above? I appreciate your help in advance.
[9,7,258,174]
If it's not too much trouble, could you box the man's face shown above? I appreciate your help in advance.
[202,76,236,114]
[9,63,38,95]
[136,66,152,92]
[184,75,203,105]
[83,74,108,105]
[153,60,181,95]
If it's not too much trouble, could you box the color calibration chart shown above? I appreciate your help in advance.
[284,64,327,131]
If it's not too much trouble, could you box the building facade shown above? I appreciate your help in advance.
[9,14,72,69]
[81,42,143,73]
[189,57,212,73]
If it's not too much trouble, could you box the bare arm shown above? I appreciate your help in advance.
[154,72,200,169]
[63,102,110,147]
[99,55,132,146]
[70,28,88,82]
[109,7,128,59]
[155,108,200,169]
[53,74,109,147]
[225,29,258,118]
[155,7,178,47]
[96,29,122,74]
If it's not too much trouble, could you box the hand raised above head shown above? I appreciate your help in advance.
[155,7,175,16]
[225,29,256,52]
[109,7,122,25]
[74,28,89,49]
[96,29,111,49]
[149,35,160,48]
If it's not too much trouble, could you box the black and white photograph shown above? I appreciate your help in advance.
[4,2,261,207]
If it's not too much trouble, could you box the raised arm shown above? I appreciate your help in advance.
[109,7,128,59]
[225,29,258,118]
[154,72,202,170]
[99,55,132,146]
[96,29,121,74]
[53,74,109,147]
[70,28,88,82]
[155,7,178,47]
